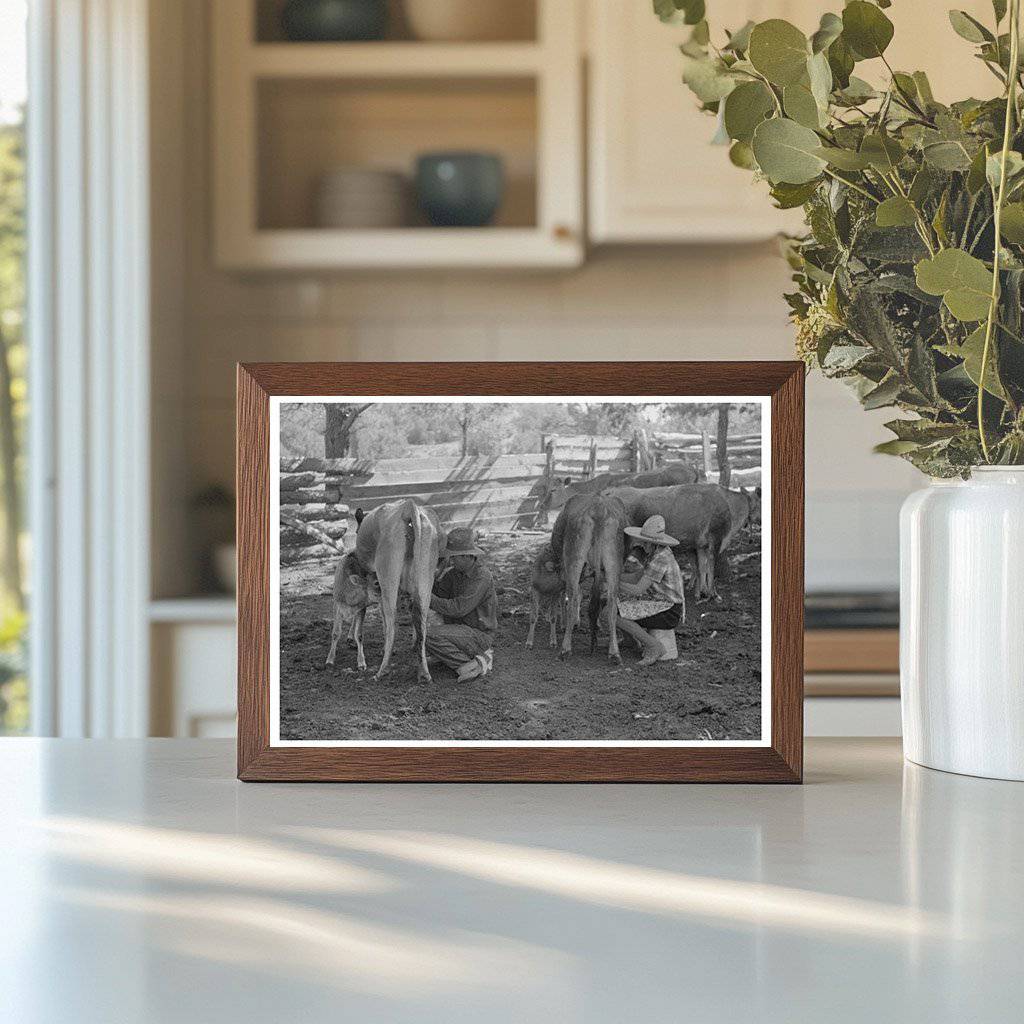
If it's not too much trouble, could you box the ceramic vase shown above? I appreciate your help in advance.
[900,468,1024,781]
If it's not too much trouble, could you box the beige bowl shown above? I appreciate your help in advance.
[404,0,534,41]
[314,168,410,228]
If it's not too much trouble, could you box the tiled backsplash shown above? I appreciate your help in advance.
[172,249,917,594]
[150,0,919,597]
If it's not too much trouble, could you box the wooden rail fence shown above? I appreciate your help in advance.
[279,429,762,562]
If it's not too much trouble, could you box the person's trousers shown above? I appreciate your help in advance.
[424,623,493,668]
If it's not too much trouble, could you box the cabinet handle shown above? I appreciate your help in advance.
[552,224,574,241]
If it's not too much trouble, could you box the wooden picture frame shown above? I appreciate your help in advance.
[237,362,804,782]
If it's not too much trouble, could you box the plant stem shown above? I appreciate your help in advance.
[979,0,1021,462]
[821,167,879,203]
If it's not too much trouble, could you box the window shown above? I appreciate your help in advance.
[0,0,28,734]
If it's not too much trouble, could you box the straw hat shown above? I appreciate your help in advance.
[444,527,483,557]
[624,514,679,547]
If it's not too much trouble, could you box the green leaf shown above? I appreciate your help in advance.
[748,19,810,87]
[885,419,963,443]
[783,83,822,128]
[807,51,833,110]
[724,20,755,53]
[752,117,827,184]
[860,133,905,173]
[915,249,994,321]
[836,75,877,104]
[770,179,820,209]
[654,0,705,25]
[923,141,973,171]
[689,20,710,46]
[862,374,902,409]
[932,190,950,247]
[874,439,922,455]
[681,55,737,103]
[986,150,1024,190]
[728,140,758,169]
[892,72,919,102]
[948,10,993,44]
[723,81,775,143]
[810,12,843,54]
[681,0,705,25]
[1000,202,1024,242]
[827,35,855,89]
[994,0,1008,24]
[912,71,935,105]
[814,145,872,170]
[959,324,1007,398]
[967,143,993,193]
[909,165,936,205]
[653,0,676,23]
[842,1,894,60]
[875,196,918,228]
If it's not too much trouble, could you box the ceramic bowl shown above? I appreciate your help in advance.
[280,0,388,42]
[403,0,534,42]
[314,168,409,228]
[414,152,505,228]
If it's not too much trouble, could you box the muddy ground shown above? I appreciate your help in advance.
[278,524,762,742]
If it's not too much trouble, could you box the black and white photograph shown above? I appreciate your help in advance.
[270,396,769,745]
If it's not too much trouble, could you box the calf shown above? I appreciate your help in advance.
[525,543,566,650]
[550,493,627,662]
[326,499,442,681]
[544,461,703,512]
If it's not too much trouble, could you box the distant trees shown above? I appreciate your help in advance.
[278,400,760,463]
[0,115,25,611]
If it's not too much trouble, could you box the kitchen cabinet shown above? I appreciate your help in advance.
[211,0,583,269]
[587,0,999,244]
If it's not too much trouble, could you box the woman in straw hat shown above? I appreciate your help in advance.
[425,527,497,682]
[616,514,686,666]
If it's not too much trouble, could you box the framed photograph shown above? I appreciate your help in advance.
[237,362,804,782]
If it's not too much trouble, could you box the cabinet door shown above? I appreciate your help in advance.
[588,1,1002,245]
[589,1,814,243]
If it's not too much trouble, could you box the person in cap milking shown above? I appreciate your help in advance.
[425,527,497,682]
[615,514,686,666]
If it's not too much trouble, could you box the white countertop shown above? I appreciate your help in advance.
[2,738,1021,1023]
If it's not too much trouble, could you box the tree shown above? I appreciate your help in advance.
[324,403,370,458]
[455,404,474,457]
[716,404,731,487]
[0,115,25,610]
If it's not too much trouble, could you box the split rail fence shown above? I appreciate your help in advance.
[279,428,762,563]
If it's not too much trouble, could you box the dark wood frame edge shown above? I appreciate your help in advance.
[237,362,804,783]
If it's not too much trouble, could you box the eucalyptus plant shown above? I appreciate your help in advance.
[659,0,1024,474]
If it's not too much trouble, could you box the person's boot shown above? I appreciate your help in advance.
[650,629,678,661]
[617,617,665,666]
[457,653,491,682]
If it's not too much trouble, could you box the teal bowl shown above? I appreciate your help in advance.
[415,152,505,228]
[280,0,387,42]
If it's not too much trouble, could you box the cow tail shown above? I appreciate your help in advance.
[411,507,434,607]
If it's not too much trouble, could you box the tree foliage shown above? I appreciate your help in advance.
[664,0,1024,475]
[279,402,761,462]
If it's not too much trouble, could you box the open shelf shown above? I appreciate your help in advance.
[257,76,537,232]
[213,0,581,268]
[254,0,538,45]
[249,42,544,77]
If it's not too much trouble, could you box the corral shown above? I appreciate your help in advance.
[277,428,763,742]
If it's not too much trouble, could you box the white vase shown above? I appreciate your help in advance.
[900,468,1024,781]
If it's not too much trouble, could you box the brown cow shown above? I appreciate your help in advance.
[550,492,627,661]
[525,543,566,650]
[545,461,704,512]
[606,484,758,600]
[326,499,442,681]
